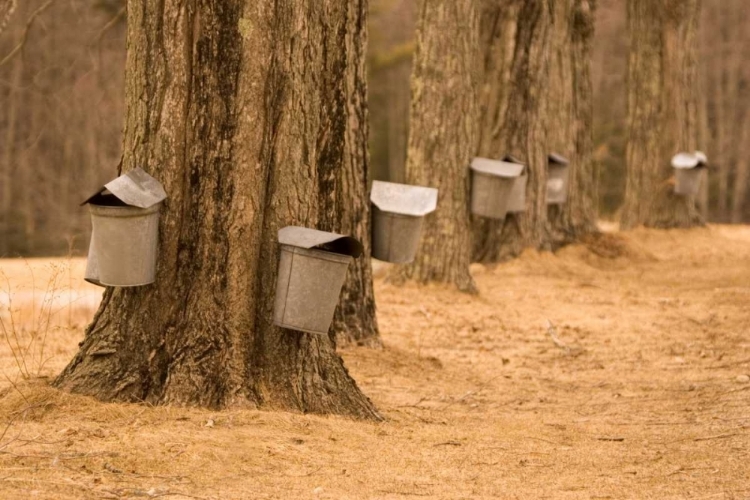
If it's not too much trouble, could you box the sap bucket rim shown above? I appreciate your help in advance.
[672,151,709,170]
[81,167,167,208]
[277,226,363,258]
[470,157,525,178]
[548,152,570,166]
[370,180,438,217]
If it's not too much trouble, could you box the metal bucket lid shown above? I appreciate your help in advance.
[278,226,363,258]
[470,157,525,178]
[548,152,570,166]
[370,180,438,216]
[695,150,708,166]
[671,152,700,169]
[501,154,525,165]
[82,167,167,208]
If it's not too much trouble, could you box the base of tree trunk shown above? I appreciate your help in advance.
[54,291,381,421]
[548,205,599,250]
[621,186,705,230]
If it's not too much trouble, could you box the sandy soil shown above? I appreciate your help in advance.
[0,225,749,499]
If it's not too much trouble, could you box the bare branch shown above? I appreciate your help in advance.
[0,0,18,37]
[0,0,56,69]
[92,5,126,45]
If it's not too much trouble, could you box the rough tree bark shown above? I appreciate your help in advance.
[54,0,380,419]
[329,1,380,347]
[472,0,553,263]
[547,0,598,246]
[620,0,703,229]
[395,0,478,292]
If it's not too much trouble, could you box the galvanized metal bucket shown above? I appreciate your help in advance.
[82,167,167,287]
[507,173,528,213]
[370,180,438,263]
[470,157,525,219]
[371,208,423,263]
[500,156,527,213]
[89,203,161,287]
[83,229,103,287]
[274,226,363,335]
[672,152,707,196]
[547,153,570,205]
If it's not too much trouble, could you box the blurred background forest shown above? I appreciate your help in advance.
[0,0,748,257]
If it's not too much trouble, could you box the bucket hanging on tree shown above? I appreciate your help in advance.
[470,157,525,219]
[82,168,167,287]
[370,180,438,263]
[274,226,363,335]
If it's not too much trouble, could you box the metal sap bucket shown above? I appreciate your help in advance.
[84,229,102,286]
[89,203,161,286]
[274,226,363,335]
[672,151,707,196]
[470,157,525,219]
[370,180,438,263]
[82,167,167,287]
[501,155,527,213]
[547,153,570,205]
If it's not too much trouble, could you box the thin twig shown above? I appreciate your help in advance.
[0,0,17,37]
[546,319,570,352]
[92,6,126,45]
[437,374,502,411]
[0,0,56,68]
[693,433,741,442]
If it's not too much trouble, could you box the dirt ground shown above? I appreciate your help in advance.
[1,225,749,499]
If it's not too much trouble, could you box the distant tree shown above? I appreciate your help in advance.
[0,0,15,37]
[55,0,380,419]
[473,0,554,262]
[396,0,479,292]
[700,0,750,223]
[620,0,703,229]
[547,0,598,244]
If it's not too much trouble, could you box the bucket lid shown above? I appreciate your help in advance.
[671,152,702,169]
[82,167,167,208]
[370,180,438,216]
[501,154,525,165]
[548,153,570,166]
[470,157,525,178]
[278,226,363,258]
[695,150,708,166]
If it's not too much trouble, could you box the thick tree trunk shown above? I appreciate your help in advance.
[54,0,380,420]
[620,0,703,229]
[329,2,380,347]
[548,0,598,246]
[472,0,553,263]
[395,0,478,292]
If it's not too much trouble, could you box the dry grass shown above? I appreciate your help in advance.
[0,258,101,384]
[1,225,749,499]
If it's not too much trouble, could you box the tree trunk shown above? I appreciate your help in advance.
[0,54,21,256]
[395,0,478,292]
[620,0,703,229]
[472,0,553,263]
[329,2,380,347]
[54,0,380,420]
[548,0,598,246]
[731,126,750,223]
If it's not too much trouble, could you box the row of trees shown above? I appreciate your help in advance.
[0,0,707,418]
[0,0,125,256]
[400,0,702,293]
[0,0,744,258]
